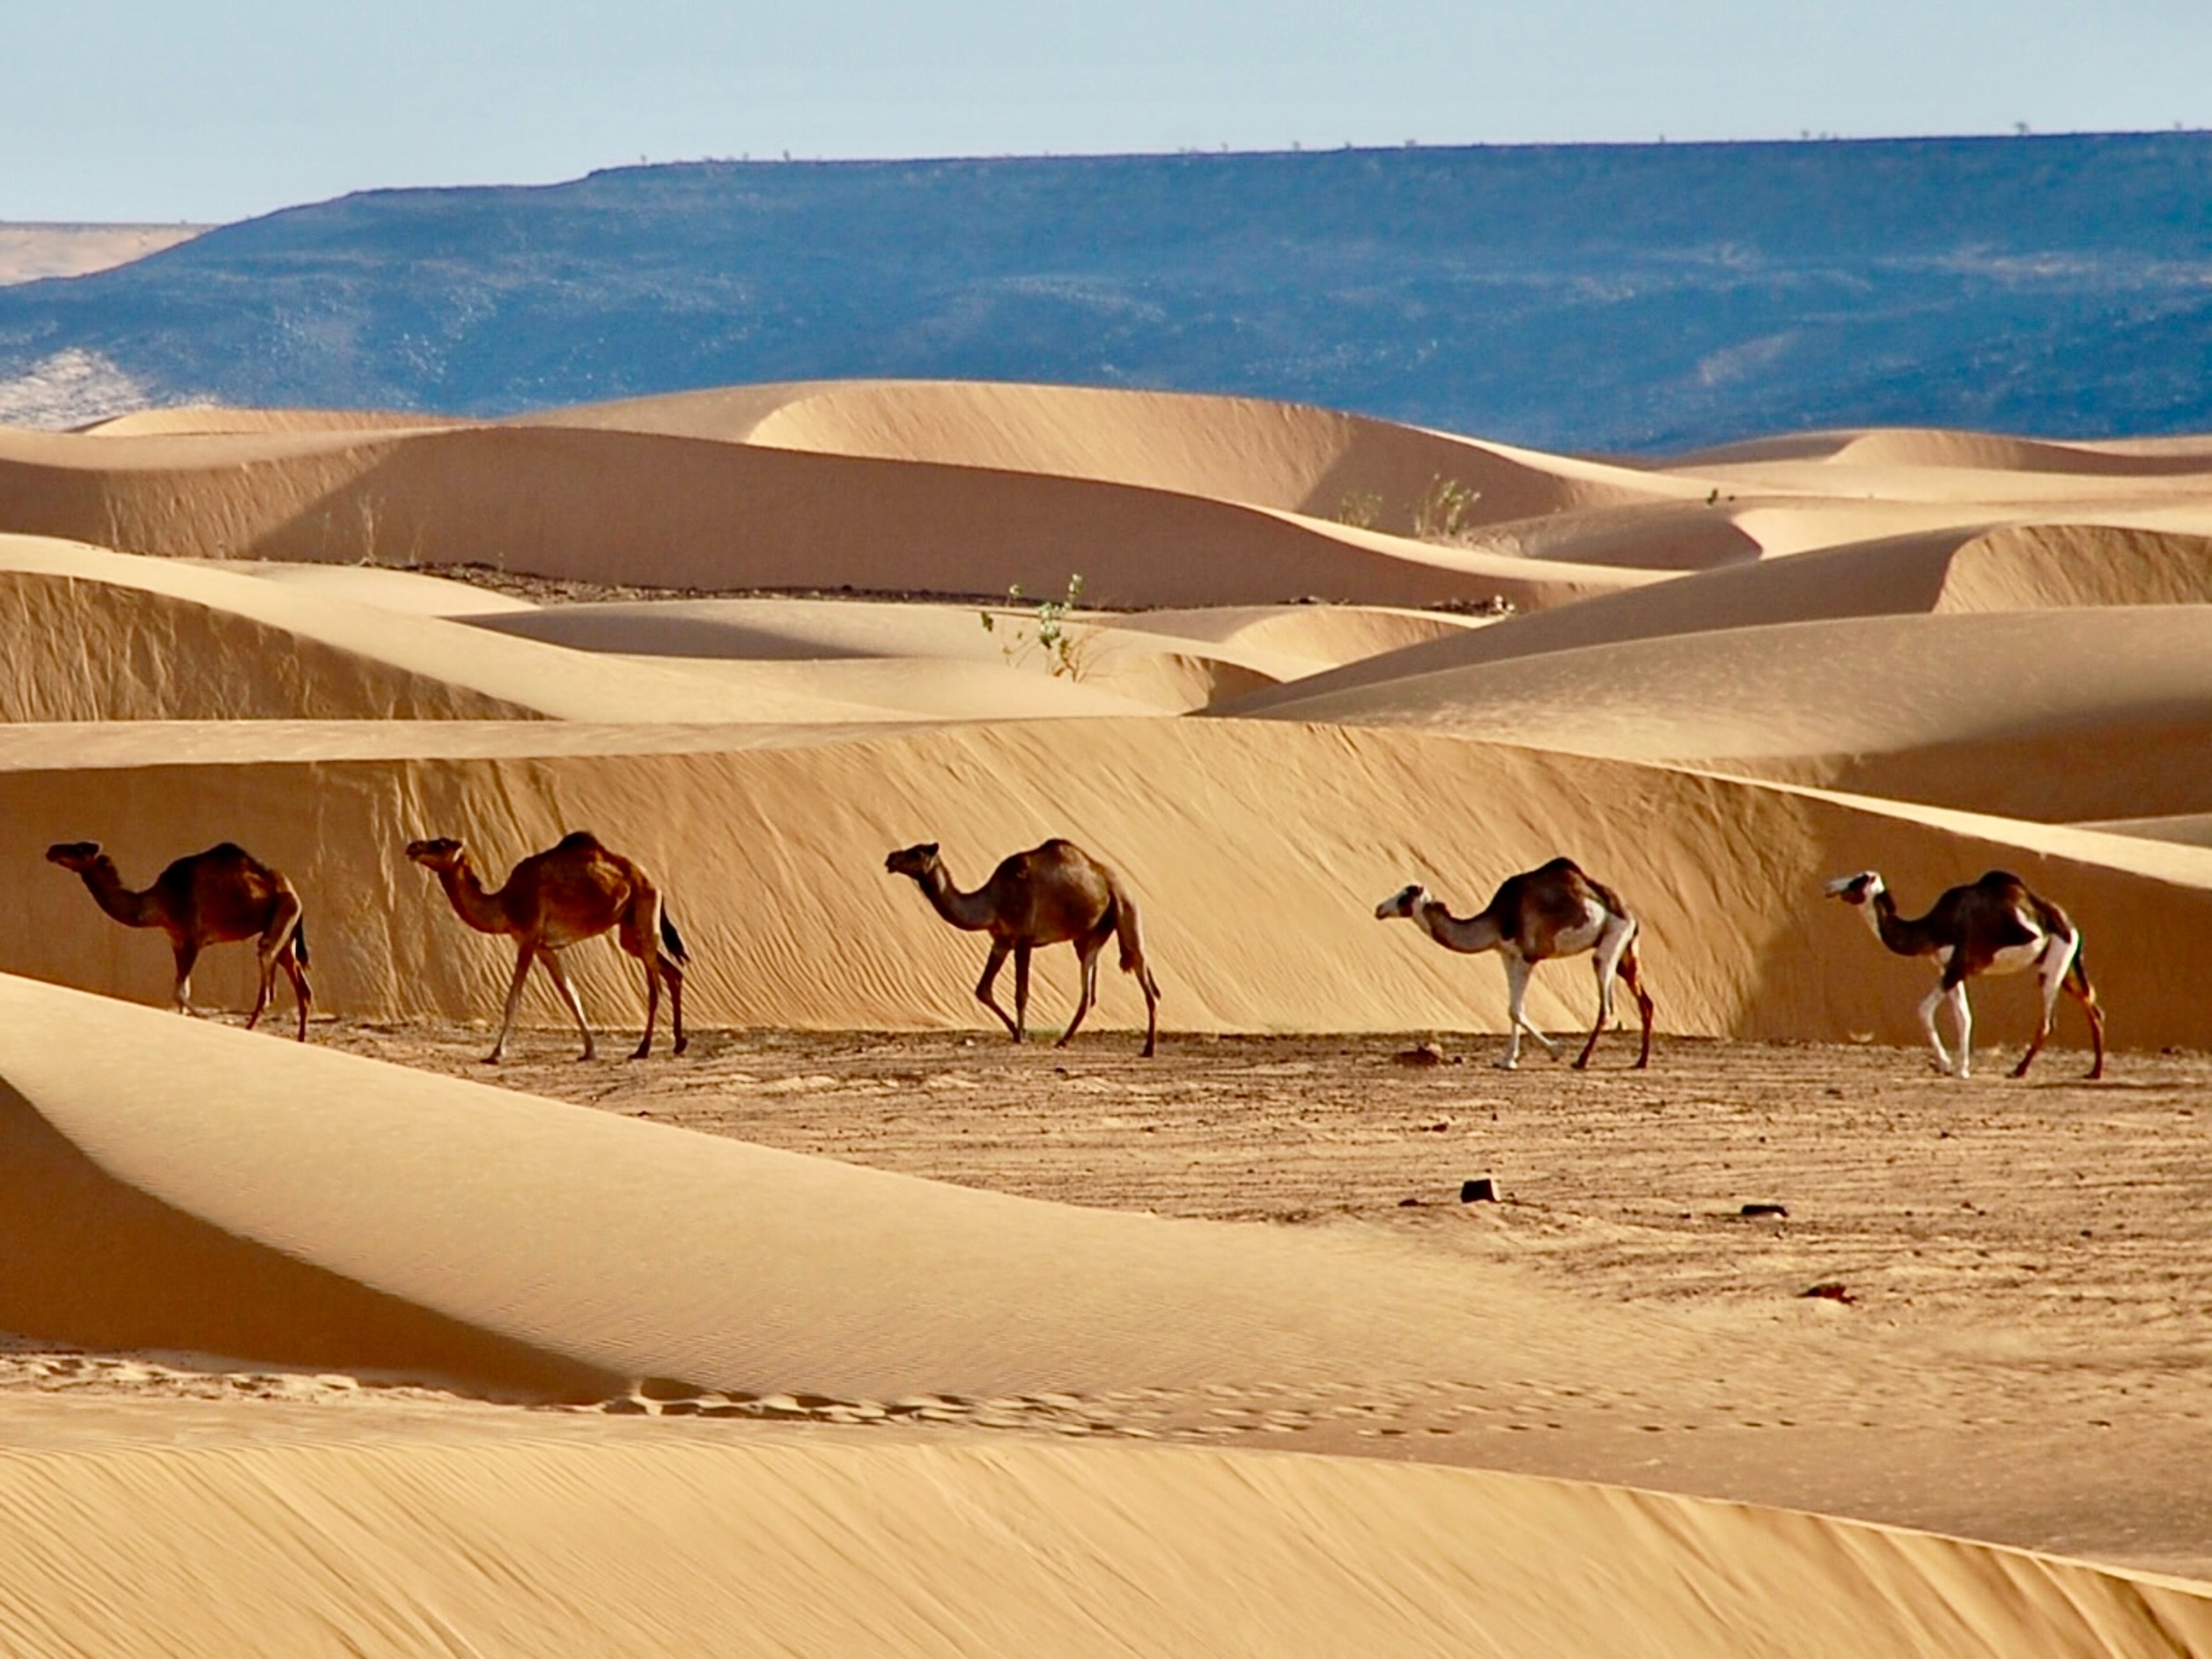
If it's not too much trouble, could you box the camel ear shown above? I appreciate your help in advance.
[918,843,939,859]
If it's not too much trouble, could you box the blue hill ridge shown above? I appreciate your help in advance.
[2,133,2207,452]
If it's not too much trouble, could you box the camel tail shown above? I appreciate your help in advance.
[660,908,690,966]
[291,916,310,969]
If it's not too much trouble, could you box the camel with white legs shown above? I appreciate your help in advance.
[1375,856,1654,1070]
[885,838,1161,1057]
[1825,869,2105,1080]
[406,830,688,1063]
[45,840,313,1040]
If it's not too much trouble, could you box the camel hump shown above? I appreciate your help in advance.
[1036,837,1088,860]
[1534,855,1585,879]
[554,830,604,853]
[1974,869,2027,892]
[203,841,254,862]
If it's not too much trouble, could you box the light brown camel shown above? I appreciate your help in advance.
[885,838,1161,1057]
[1825,869,2105,1080]
[405,830,688,1063]
[45,840,313,1040]
[1375,856,1655,1070]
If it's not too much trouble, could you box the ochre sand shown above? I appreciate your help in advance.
[1,379,2209,1653]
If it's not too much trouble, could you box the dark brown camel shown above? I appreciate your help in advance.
[885,838,1161,1056]
[1825,869,2104,1080]
[45,840,313,1040]
[1375,855,1655,1070]
[406,830,688,1063]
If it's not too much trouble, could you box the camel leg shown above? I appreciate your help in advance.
[171,938,203,1017]
[1500,953,1561,1065]
[974,941,1019,1039]
[1916,983,1956,1075]
[1058,937,1103,1048]
[660,951,688,1057]
[247,890,305,1034]
[1497,955,1538,1070]
[2011,934,2076,1080]
[279,940,313,1043]
[1013,942,1033,1044]
[1137,962,1160,1059]
[1947,982,1974,1079]
[630,934,663,1062]
[537,951,596,1061]
[1574,918,1636,1070]
[247,951,275,1032]
[487,942,536,1064]
[2067,951,2105,1081]
[1618,945,1655,1069]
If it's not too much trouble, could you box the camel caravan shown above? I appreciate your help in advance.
[42,829,2108,1080]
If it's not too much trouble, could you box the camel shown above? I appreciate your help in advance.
[1375,856,1654,1071]
[405,830,688,1063]
[885,838,1161,1057]
[1825,869,2105,1080]
[45,840,313,1040]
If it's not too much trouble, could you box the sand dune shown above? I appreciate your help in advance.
[0,403,1648,609]
[2,376,2210,1645]
[0,222,205,286]
[1227,523,2212,708]
[527,378,1707,526]
[0,536,897,724]
[1247,608,2212,822]
[0,1429,2202,1657]
[9,718,2208,1051]
[2,971,2208,1656]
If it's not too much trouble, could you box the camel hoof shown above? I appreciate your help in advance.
[1492,1058,1518,1072]
[627,1047,650,1062]
[1571,1058,1592,1072]
[674,1038,689,1057]
[481,1054,504,1066]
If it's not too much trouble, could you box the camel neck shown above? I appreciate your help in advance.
[1868,891,1932,957]
[915,866,995,932]
[1419,898,1504,955]
[435,859,512,936]
[77,860,158,928]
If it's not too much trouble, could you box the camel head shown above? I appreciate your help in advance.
[45,841,107,873]
[1824,871,1884,909]
[405,836,468,873]
[1375,883,1428,922]
[884,843,941,883]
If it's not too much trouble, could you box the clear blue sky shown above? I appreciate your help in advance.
[9,0,2208,224]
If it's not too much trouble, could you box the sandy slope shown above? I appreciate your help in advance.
[0,224,205,286]
[0,1429,2201,1658]
[1224,522,2212,706]
[2,378,2211,1649]
[0,410,1645,609]
[526,377,1708,526]
[1,977,2206,1655]
[1245,608,2212,822]
[9,718,2212,1049]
